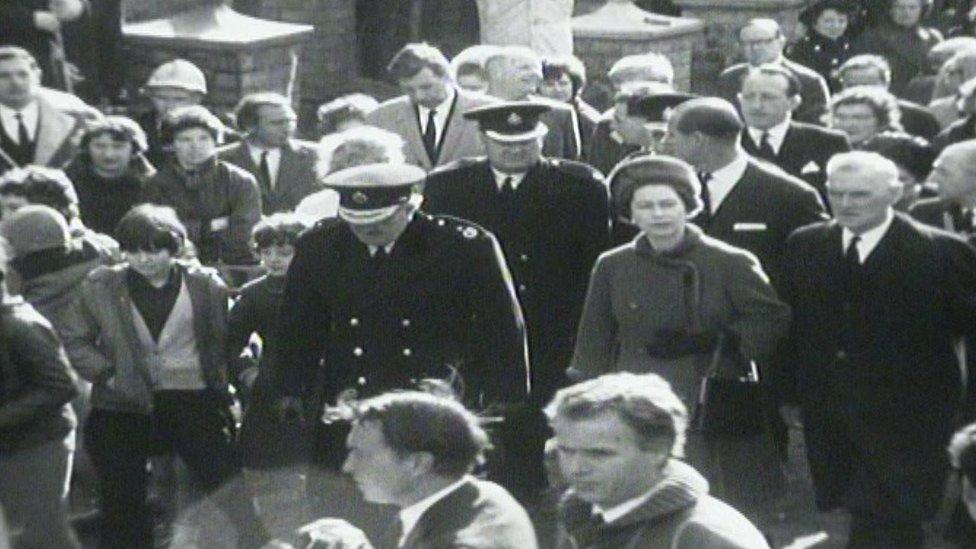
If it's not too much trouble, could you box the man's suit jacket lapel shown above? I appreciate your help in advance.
[435,92,463,164]
[400,480,476,549]
[34,97,79,166]
[276,141,306,201]
[398,102,433,170]
[709,162,759,224]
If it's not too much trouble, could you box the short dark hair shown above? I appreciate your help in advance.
[251,212,309,249]
[81,116,149,154]
[160,105,223,146]
[546,373,688,457]
[672,97,744,140]
[746,64,802,97]
[0,46,39,70]
[542,55,587,98]
[352,391,490,477]
[115,203,187,254]
[234,92,295,131]
[387,43,450,81]
[1,166,79,219]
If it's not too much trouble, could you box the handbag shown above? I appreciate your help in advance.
[691,332,765,436]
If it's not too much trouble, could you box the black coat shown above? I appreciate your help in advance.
[586,117,638,177]
[933,114,976,152]
[897,99,941,140]
[783,215,976,519]
[786,31,857,91]
[691,159,828,292]
[271,213,530,413]
[719,60,832,125]
[741,122,851,206]
[423,158,611,401]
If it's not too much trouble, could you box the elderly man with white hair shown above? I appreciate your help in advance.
[783,150,976,546]
[483,46,581,160]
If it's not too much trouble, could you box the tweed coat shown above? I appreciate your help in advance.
[783,214,976,519]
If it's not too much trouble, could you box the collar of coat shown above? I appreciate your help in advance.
[559,459,708,534]
[632,225,703,259]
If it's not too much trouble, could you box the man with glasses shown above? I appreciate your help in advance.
[717,18,831,125]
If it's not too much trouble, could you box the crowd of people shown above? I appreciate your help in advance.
[5,0,976,547]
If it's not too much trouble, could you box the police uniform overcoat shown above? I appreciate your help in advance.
[423,157,611,402]
[271,212,530,414]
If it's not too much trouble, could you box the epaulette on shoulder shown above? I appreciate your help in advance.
[547,158,605,181]
[429,215,491,242]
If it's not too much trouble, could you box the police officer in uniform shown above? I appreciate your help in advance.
[423,102,611,499]
[269,162,530,546]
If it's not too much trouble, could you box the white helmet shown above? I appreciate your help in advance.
[144,59,207,94]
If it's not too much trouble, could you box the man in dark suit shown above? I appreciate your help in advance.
[290,392,538,549]
[219,92,318,214]
[783,150,976,546]
[661,96,827,292]
[717,18,831,125]
[835,54,942,140]
[365,43,496,171]
[738,64,851,205]
[270,162,530,547]
[661,97,827,459]
[424,102,610,500]
[0,0,84,90]
[484,47,581,160]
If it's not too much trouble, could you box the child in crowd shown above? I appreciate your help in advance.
[59,204,268,549]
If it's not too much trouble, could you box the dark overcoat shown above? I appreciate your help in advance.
[423,157,611,402]
[271,212,530,414]
[783,214,976,519]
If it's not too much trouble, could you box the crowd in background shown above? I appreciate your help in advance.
[5,0,976,548]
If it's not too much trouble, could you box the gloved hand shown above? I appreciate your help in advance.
[645,329,719,359]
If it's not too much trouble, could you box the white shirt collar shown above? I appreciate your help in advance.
[491,167,527,191]
[703,150,750,213]
[0,100,39,144]
[747,116,791,154]
[592,488,657,524]
[842,210,895,263]
[417,90,455,138]
[398,476,470,546]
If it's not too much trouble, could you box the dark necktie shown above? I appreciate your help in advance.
[697,171,713,222]
[259,150,273,191]
[757,131,776,160]
[845,235,861,269]
[499,176,516,198]
[15,113,30,146]
[422,109,438,162]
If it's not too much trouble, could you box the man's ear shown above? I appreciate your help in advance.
[788,94,802,112]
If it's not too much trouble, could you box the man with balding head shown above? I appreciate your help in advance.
[484,46,580,159]
[718,18,831,125]
[910,140,976,239]
[783,150,976,546]
[661,96,826,290]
